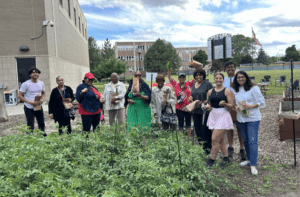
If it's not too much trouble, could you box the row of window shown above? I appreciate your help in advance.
[180,49,200,54]
[182,66,194,70]
[127,66,145,71]
[117,45,152,51]
[118,56,144,61]
[60,0,87,40]
[182,58,191,62]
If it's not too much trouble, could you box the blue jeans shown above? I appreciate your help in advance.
[237,121,260,166]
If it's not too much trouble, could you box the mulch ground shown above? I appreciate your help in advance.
[1,95,300,196]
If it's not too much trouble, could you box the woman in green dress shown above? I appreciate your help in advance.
[124,71,152,132]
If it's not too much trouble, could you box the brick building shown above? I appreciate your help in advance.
[0,0,89,102]
[114,41,207,76]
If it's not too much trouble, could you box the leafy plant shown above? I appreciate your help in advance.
[0,123,238,196]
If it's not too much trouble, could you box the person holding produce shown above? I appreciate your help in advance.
[168,67,194,138]
[49,76,75,135]
[76,72,106,136]
[125,71,152,132]
[190,69,213,155]
[18,67,47,136]
[103,73,126,126]
[151,74,176,130]
[230,71,265,175]
[205,73,235,168]
[223,61,247,160]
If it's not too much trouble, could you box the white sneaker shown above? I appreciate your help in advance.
[239,161,250,166]
[251,166,258,175]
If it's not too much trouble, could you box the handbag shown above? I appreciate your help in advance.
[160,105,177,125]
[58,87,75,118]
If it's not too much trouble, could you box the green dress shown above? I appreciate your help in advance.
[127,92,151,132]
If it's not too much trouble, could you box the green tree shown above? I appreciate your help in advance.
[240,54,254,64]
[144,39,181,73]
[231,34,255,67]
[100,38,115,61]
[93,57,127,79]
[257,48,268,65]
[266,56,278,64]
[88,36,102,71]
[191,49,207,68]
[284,45,300,61]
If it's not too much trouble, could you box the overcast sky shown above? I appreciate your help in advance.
[79,0,300,57]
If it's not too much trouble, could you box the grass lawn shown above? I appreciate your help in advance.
[94,69,300,95]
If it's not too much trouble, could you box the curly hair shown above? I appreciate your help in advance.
[156,74,165,82]
[28,67,41,76]
[193,69,206,80]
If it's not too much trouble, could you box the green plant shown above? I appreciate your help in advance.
[0,123,238,196]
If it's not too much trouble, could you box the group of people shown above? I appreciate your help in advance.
[18,61,265,175]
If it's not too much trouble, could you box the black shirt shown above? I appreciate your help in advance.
[210,87,227,108]
[191,80,213,114]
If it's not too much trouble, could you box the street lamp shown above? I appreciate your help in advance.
[137,47,141,71]
[122,57,125,82]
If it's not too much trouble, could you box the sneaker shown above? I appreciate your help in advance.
[240,149,247,161]
[206,159,215,168]
[251,166,258,175]
[219,157,231,167]
[239,161,250,166]
[228,147,234,158]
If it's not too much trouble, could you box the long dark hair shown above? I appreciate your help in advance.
[231,71,253,92]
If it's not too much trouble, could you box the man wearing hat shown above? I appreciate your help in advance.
[76,72,105,135]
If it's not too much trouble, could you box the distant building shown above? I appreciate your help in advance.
[0,0,89,102]
[114,41,207,76]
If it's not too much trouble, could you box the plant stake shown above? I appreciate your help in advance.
[290,59,296,167]
[175,129,183,182]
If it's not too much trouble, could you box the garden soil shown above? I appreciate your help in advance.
[0,95,299,196]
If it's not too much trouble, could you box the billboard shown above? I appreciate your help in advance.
[207,34,232,60]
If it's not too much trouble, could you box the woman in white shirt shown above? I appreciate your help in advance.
[231,71,266,175]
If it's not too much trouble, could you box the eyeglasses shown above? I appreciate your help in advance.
[135,75,142,77]
[88,79,94,82]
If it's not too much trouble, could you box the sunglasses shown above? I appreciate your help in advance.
[135,75,142,77]
[88,79,94,82]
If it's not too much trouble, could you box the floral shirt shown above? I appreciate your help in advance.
[170,79,194,111]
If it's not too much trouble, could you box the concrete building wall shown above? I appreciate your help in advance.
[44,0,89,67]
[0,0,48,56]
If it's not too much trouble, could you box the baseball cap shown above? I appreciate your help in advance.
[178,73,186,77]
[84,72,95,79]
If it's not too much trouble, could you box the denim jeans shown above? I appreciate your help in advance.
[237,121,260,166]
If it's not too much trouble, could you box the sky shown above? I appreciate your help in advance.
[78,0,300,57]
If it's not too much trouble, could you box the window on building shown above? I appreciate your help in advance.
[74,8,76,26]
[79,17,81,32]
[59,0,63,6]
[68,0,71,17]
[85,29,87,39]
[82,24,84,36]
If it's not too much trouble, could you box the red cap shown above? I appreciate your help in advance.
[84,72,95,79]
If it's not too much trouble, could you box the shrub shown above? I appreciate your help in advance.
[125,76,134,83]
[0,123,238,196]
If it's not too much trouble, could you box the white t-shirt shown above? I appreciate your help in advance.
[20,80,45,109]
[223,76,234,92]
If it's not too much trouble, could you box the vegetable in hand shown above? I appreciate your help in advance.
[166,61,173,69]
[242,110,247,114]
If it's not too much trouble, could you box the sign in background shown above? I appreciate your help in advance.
[207,34,232,60]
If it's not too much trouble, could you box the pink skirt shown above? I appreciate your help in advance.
[207,108,234,130]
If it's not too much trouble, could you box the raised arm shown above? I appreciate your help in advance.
[168,69,174,83]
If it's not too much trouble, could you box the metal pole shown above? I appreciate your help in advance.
[290,59,296,167]
[151,74,153,93]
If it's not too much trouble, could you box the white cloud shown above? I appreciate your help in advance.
[81,0,300,56]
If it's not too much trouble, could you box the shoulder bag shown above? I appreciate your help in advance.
[57,87,75,118]
[160,104,177,125]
